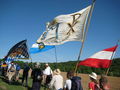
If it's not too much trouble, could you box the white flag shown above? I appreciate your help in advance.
[37,5,91,45]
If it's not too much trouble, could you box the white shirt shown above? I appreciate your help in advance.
[8,63,16,70]
[50,74,63,90]
[64,79,72,90]
[43,66,52,75]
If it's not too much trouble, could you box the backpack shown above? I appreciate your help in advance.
[24,65,30,72]
[32,69,43,81]
[16,65,21,71]
[71,76,83,90]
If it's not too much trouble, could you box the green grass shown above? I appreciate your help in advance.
[0,76,45,90]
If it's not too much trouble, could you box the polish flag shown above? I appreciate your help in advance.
[78,45,118,68]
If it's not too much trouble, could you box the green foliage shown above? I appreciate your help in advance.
[1,58,120,77]
[0,77,44,90]
[109,58,120,77]
[48,58,120,77]
[0,59,4,62]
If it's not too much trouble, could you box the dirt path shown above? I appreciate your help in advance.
[61,72,120,90]
[19,69,120,90]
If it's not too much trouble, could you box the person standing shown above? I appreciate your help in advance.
[43,63,53,87]
[64,71,83,90]
[22,63,30,87]
[49,69,63,90]
[64,71,73,90]
[7,61,16,84]
[15,63,21,81]
[31,63,43,90]
[99,75,110,90]
[88,72,100,90]
[2,62,8,77]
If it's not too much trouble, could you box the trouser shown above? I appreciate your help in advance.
[7,71,15,82]
[45,75,52,85]
[22,73,28,86]
[32,82,41,90]
[15,71,19,81]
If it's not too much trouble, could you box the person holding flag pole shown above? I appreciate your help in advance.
[30,0,95,77]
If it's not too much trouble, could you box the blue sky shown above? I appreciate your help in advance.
[0,0,120,63]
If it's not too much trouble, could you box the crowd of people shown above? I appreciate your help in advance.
[0,61,110,90]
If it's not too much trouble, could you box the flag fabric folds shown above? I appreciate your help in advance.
[4,40,29,60]
[30,43,55,54]
[37,5,91,45]
[5,57,14,64]
[78,45,118,68]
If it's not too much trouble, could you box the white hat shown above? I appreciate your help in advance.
[54,69,61,75]
[89,72,97,80]
[36,62,40,66]
[35,62,40,67]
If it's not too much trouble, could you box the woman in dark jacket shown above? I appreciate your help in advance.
[31,63,43,90]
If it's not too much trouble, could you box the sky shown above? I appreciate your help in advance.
[0,0,120,63]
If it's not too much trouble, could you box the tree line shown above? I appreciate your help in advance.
[0,58,120,77]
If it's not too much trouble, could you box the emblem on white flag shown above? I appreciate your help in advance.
[37,5,91,45]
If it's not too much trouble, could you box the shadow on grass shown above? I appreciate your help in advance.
[0,76,32,90]
[0,76,48,90]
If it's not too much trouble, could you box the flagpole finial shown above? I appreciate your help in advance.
[118,40,120,42]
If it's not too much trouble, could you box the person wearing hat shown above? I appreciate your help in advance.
[49,69,63,90]
[88,72,100,90]
[31,62,43,90]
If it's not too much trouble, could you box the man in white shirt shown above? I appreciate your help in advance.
[43,63,53,87]
[43,63,52,75]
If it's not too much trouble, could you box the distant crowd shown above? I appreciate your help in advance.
[0,61,110,90]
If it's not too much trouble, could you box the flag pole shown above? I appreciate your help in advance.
[26,39,33,68]
[54,46,58,69]
[105,40,120,75]
[74,0,96,74]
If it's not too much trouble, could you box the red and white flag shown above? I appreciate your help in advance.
[78,45,118,68]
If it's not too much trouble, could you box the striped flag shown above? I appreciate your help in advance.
[78,45,118,68]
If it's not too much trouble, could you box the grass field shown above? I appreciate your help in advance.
[0,72,120,90]
[0,76,45,90]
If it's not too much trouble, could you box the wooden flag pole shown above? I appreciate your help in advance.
[105,40,120,75]
[74,0,96,74]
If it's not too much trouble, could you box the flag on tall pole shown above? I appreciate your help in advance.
[78,45,118,68]
[74,0,96,73]
[4,40,30,61]
[36,5,92,45]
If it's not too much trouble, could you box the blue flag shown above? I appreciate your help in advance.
[4,40,29,60]
[30,43,55,54]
